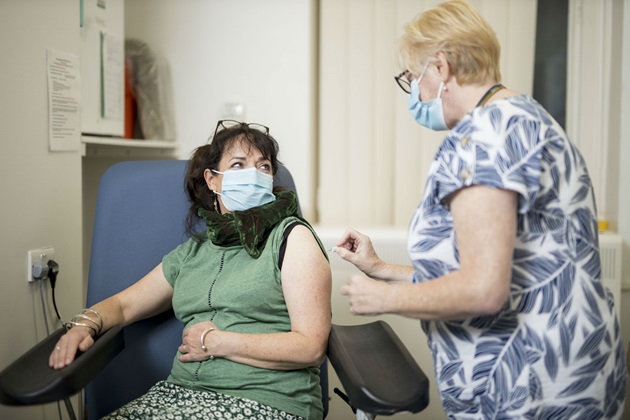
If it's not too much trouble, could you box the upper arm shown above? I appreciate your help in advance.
[447,185,517,311]
[115,263,174,326]
[280,225,331,342]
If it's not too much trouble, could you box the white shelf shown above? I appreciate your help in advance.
[81,135,178,158]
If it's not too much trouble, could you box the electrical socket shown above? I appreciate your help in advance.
[27,247,55,283]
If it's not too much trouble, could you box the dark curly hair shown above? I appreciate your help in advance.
[184,123,281,237]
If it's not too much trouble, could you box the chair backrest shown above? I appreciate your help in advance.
[85,160,327,418]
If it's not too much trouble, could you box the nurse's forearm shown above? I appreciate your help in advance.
[371,262,414,283]
[380,269,509,320]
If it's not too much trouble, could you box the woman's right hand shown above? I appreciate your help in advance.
[334,228,385,278]
[49,326,96,370]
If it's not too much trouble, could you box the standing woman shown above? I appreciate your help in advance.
[334,0,627,418]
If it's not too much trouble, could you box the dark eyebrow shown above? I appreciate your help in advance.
[227,156,271,165]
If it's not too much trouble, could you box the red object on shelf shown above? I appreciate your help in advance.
[124,58,137,139]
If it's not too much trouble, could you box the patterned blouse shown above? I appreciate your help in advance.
[408,94,627,419]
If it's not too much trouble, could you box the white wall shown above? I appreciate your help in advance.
[0,1,84,418]
[124,0,318,221]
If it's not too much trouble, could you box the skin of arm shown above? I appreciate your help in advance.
[49,264,174,369]
[178,224,332,370]
[340,185,517,320]
[334,228,414,283]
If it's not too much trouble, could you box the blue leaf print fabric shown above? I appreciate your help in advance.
[408,95,627,419]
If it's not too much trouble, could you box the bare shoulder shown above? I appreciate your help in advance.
[284,223,327,261]
[286,223,315,241]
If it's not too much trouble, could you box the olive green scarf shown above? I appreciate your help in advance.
[198,190,299,258]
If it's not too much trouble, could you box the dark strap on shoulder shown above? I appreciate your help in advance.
[278,222,300,270]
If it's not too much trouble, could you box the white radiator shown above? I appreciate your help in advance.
[314,227,623,318]
[599,232,623,318]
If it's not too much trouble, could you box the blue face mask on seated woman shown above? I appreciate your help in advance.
[212,167,276,212]
[408,64,448,131]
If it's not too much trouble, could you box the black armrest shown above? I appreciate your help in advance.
[0,325,124,405]
[327,321,429,415]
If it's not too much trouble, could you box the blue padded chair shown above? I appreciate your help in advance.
[85,160,190,417]
[0,160,429,419]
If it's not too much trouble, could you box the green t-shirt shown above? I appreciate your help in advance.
[162,216,326,420]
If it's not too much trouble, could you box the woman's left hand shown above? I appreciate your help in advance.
[340,274,388,316]
[178,321,220,362]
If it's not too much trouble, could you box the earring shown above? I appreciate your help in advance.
[213,192,220,213]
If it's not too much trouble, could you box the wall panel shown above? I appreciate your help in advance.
[318,0,537,227]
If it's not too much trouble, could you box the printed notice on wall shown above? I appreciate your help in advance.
[47,49,81,151]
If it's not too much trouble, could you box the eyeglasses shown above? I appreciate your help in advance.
[395,62,432,95]
[212,120,270,138]
[394,70,411,94]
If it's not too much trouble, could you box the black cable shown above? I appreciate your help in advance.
[52,289,62,321]
[47,260,62,321]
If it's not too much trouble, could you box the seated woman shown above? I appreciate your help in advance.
[49,120,332,420]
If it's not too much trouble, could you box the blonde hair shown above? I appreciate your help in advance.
[398,0,501,84]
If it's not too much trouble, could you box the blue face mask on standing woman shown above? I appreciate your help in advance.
[408,64,448,131]
[212,167,276,212]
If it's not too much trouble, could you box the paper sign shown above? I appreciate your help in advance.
[47,49,81,151]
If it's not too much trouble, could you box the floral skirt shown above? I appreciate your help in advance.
[102,381,305,420]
